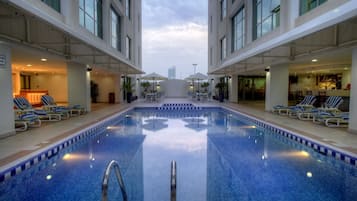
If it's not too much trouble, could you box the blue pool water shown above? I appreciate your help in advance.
[1,108,357,201]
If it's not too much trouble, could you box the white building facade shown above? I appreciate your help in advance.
[0,0,142,137]
[208,0,357,133]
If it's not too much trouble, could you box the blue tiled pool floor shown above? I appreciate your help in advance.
[1,106,357,201]
[1,100,357,171]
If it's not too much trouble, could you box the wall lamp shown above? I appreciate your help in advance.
[86,64,92,72]
[265,66,270,72]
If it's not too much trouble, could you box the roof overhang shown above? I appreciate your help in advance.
[209,1,357,76]
[0,0,144,75]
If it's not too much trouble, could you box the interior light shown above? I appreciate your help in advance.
[26,64,32,67]
[344,67,349,70]
[41,58,47,62]
[311,59,318,62]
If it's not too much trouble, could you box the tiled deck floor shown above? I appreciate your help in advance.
[1,98,356,171]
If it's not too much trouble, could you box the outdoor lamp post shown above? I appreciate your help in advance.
[192,63,197,74]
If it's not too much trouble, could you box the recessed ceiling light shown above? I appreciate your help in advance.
[26,64,32,67]
[311,59,318,62]
[41,58,47,62]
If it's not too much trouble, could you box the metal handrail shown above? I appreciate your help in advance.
[171,160,177,201]
[102,160,128,201]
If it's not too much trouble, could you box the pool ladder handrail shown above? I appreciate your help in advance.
[101,160,128,201]
[171,160,177,201]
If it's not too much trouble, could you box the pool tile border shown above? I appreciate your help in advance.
[222,106,357,168]
[1,106,356,183]
[0,108,132,183]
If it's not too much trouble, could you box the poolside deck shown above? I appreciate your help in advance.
[1,98,357,171]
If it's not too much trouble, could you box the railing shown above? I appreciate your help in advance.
[102,160,128,201]
[171,160,177,201]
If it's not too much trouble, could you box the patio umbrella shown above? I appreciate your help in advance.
[142,118,168,132]
[185,72,208,99]
[141,72,168,92]
[182,117,209,132]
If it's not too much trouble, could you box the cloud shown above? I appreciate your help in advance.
[142,22,208,78]
[142,0,207,29]
[142,0,208,78]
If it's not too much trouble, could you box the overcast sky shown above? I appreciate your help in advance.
[142,0,208,79]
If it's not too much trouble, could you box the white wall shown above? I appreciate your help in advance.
[91,74,117,103]
[161,79,189,98]
[31,73,68,102]
[0,44,15,137]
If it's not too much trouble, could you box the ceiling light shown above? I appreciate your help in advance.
[41,58,47,62]
[344,67,349,70]
[26,64,32,67]
[311,59,318,62]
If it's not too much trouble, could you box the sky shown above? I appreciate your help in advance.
[142,0,208,79]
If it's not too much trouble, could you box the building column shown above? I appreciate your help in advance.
[229,75,238,103]
[102,0,110,44]
[265,64,289,111]
[67,62,91,112]
[0,43,15,137]
[348,48,357,133]
[61,1,78,27]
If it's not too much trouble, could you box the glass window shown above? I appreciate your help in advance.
[126,0,131,20]
[111,8,121,51]
[126,36,131,59]
[41,0,60,12]
[79,0,103,38]
[253,0,280,40]
[232,6,245,52]
[300,0,327,15]
[220,37,226,60]
[220,0,227,20]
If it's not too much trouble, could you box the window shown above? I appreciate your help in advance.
[253,0,280,40]
[232,6,245,52]
[111,8,121,51]
[220,37,226,60]
[300,0,327,15]
[210,15,213,32]
[126,0,131,20]
[126,36,131,59]
[79,0,103,38]
[220,0,226,20]
[41,0,60,12]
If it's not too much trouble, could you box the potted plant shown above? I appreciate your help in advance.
[141,81,150,93]
[201,82,209,92]
[123,81,134,103]
[215,82,226,102]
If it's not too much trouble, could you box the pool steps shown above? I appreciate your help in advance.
[157,103,202,110]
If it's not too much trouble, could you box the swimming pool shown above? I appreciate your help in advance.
[1,107,357,201]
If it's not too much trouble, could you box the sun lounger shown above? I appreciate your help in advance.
[41,95,85,116]
[14,113,42,131]
[312,111,349,127]
[294,96,344,120]
[273,95,316,115]
[14,97,62,121]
